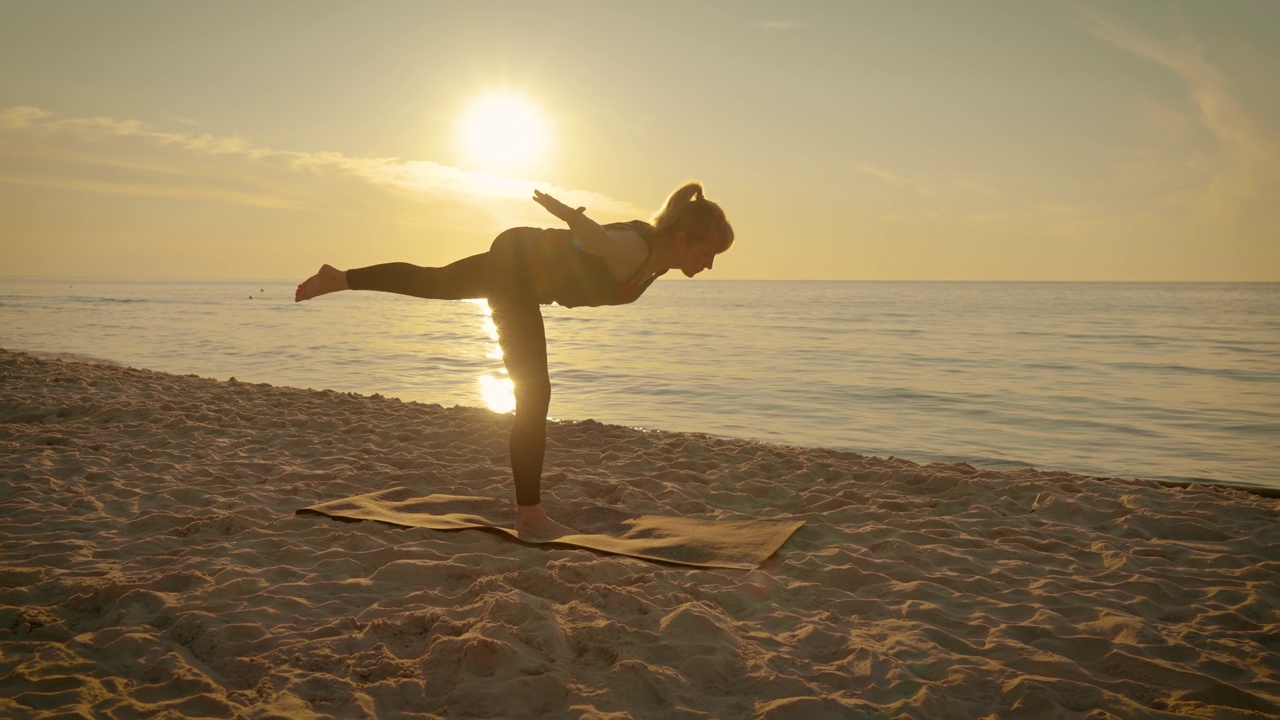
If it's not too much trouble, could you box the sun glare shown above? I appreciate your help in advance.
[468,298,516,414]
[456,91,550,174]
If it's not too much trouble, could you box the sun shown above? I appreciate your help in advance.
[456,91,550,174]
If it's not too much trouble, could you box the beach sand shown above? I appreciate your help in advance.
[1,347,1277,719]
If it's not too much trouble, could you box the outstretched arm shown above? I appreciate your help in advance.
[532,190,611,257]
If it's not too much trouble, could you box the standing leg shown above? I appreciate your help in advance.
[489,229,579,537]
[489,298,551,507]
[491,297,579,540]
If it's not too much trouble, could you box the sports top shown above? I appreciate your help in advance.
[519,220,667,308]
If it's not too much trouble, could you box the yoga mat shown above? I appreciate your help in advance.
[298,488,804,570]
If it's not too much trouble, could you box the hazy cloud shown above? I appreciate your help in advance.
[1022,202,1079,218]
[753,20,804,31]
[0,106,646,224]
[966,213,1004,224]
[1085,13,1279,225]
[855,164,939,198]
[1087,14,1255,153]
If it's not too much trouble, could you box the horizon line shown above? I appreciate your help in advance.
[2,275,1277,285]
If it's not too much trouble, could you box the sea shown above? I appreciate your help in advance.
[2,278,1277,491]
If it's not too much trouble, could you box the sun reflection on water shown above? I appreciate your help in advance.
[467,299,515,414]
[480,374,515,414]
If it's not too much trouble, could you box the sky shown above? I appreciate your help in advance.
[1,0,1277,281]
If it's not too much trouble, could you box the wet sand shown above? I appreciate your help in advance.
[1,348,1277,718]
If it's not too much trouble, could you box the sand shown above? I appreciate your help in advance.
[1,348,1277,719]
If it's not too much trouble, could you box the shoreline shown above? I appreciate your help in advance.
[13,346,1278,498]
[2,347,1277,717]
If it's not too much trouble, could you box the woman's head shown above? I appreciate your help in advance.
[650,182,734,278]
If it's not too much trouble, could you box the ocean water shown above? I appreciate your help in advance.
[2,278,1277,490]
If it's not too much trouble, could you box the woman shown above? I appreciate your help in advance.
[295,182,734,540]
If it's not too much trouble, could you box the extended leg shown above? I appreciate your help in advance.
[344,253,492,300]
[295,254,491,303]
[294,264,349,302]
[300,226,539,303]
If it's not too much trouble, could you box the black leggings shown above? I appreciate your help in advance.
[345,229,549,506]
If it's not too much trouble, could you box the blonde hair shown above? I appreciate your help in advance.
[649,181,734,253]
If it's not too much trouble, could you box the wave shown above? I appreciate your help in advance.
[20,349,126,366]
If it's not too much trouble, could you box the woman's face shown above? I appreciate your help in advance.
[677,234,718,278]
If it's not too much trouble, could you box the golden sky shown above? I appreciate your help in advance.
[1,1,1277,280]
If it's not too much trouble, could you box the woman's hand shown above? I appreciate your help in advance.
[532,189,612,258]
[532,189,585,224]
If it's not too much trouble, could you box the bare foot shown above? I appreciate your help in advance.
[515,504,579,542]
[295,264,349,302]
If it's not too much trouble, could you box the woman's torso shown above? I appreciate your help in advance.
[516,221,665,308]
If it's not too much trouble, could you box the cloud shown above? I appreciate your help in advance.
[855,164,939,197]
[753,20,804,31]
[966,213,1004,224]
[0,106,54,128]
[1085,13,1279,225]
[1086,14,1255,153]
[1022,202,1079,218]
[0,106,646,225]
